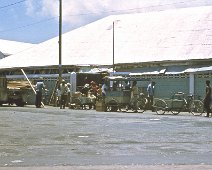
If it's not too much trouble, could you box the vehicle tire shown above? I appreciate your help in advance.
[170,99,184,115]
[189,101,196,114]
[73,98,82,109]
[118,104,126,112]
[106,99,118,112]
[153,99,166,115]
[190,100,204,116]
[15,99,25,107]
[171,109,181,115]
[16,101,25,107]
[88,104,93,110]
[137,98,148,113]
[82,103,93,110]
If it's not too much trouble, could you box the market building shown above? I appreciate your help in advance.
[0,6,212,103]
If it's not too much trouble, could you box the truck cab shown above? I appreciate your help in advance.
[0,76,8,105]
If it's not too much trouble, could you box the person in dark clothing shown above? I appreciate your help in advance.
[35,77,45,108]
[59,79,69,109]
[147,81,156,111]
[204,80,211,117]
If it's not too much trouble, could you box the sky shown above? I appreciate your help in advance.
[0,0,212,44]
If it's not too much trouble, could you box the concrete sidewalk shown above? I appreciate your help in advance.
[0,165,212,170]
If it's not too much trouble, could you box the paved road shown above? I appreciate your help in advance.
[0,165,212,170]
[0,106,211,169]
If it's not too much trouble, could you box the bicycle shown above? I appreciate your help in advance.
[184,94,204,116]
[124,93,148,113]
[137,93,149,113]
[153,98,168,115]
[153,93,185,115]
[153,92,204,116]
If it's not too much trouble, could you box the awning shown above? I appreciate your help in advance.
[184,66,212,73]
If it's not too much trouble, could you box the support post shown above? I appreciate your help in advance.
[189,73,195,95]
[59,0,62,80]
[113,21,115,73]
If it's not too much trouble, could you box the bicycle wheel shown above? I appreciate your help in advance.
[153,98,166,115]
[190,100,204,116]
[171,99,183,115]
[137,98,148,113]
[73,98,82,109]
[106,99,118,112]
[171,109,181,115]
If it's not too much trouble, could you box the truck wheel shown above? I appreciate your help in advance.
[106,99,118,112]
[16,101,25,107]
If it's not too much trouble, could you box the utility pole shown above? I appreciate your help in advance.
[58,0,62,81]
[113,21,115,73]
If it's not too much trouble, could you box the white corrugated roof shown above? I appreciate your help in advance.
[0,6,212,69]
[0,39,34,56]
[0,51,4,59]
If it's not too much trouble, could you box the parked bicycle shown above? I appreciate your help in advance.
[184,94,204,116]
[153,92,204,116]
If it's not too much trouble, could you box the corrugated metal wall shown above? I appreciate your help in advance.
[136,75,189,99]
[155,77,189,98]
[5,71,212,105]
[194,73,212,100]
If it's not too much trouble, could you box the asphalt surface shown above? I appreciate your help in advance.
[0,105,212,169]
[0,165,212,170]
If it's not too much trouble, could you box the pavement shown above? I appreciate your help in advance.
[0,106,212,170]
[0,165,212,170]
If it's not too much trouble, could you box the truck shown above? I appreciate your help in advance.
[0,76,27,106]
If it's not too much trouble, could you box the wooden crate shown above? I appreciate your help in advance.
[96,101,106,112]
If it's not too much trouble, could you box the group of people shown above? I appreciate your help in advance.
[131,81,156,112]
[34,76,156,111]
[81,80,101,98]
[56,79,71,109]
[34,76,212,117]
[101,78,156,113]
[35,78,71,109]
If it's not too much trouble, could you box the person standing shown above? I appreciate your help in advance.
[97,84,103,101]
[59,79,69,109]
[90,81,98,97]
[56,87,61,107]
[35,77,45,108]
[131,81,139,112]
[147,81,156,111]
[102,79,109,98]
[66,83,71,107]
[124,80,130,90]
[204,80,211,117]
